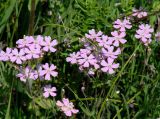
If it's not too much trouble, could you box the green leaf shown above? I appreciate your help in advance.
[0,0,17,34]
[79,102,93,117]
[34,98,55,109]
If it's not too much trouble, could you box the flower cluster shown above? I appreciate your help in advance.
[0,35,79,117]
[135,24,154,46]
[56,98,79,117]
[0,35,57,64]
[132,8,147,18]
[0,35,58,82]
[66,26,129,75]
[16,63,58,82]
[43,86,79,117]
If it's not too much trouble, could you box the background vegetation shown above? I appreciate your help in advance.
[1,0,160,118]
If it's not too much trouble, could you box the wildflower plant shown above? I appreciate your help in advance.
[0,35,80,117]
[0,0,159,118]
[66,19,132,75]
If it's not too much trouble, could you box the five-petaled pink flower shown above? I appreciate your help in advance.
[110,31,126,47]
[66,52,80,64]
[85,29,103,41]
[102,46,121,59]
[10,48,26,64]
[101,58,119,74]
[42,36,58,52]
[0,48,12,61]
[43,85,57,98]
[30,35,44,49]
[78,53,98,68]
[16,36,34,48]
[24,46,41,59]
[113,19,132,32]
[56,98,79,117]
[96,35,113,48]
[39,63,58,80]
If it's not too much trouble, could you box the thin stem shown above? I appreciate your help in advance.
[28,0,35,35]
[97,44,140,119]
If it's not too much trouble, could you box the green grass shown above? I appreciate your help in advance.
[1,0,160,118]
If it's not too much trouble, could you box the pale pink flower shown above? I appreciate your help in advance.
[0,48,12,61]
[56,98,79,117]
[101,58,119,74]
[110,31,126,47]
[16,36,34,48]
[80,48,91,54]
[16,66,34,82]
[0,50,6,61]
[102,46,121,59]
[24,46,41,60]
[42,36,58,52]
[135,24,153,45]
[39,63,58,80]
[43,85,57,98]
[96,35,113,48]
[132,9,147,18]
[31,35,44,49]
[113,19,132,32]
[5,48,12,61]
[10,48,26,64]
[139,24,154,33]
[78,53,98,68]
[85,29,103,40]
[66,52,80,64]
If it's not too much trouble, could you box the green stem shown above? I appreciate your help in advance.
[97,44,140,119]
[28,0,35,35]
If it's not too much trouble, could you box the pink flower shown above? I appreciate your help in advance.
[24,46,41,59]
[43,85,57,98]
[80,48,91,54]
[16,36,34,48]
[132,9,147,18]
[16,66,35,82]
[39,63,58,80]
[42,36,58,52]
[0,50,6,61]
[0,48,12,61]
[66,52,80,64]
[110,31,126,47]
[102,46,121,59]
[5,48,12,61]
[96,35,113,48]
[31,35,44,49]
[10,48,26,64]
[56,98,79,117]
[78,53,98,68]
[135,24,153,45]
[85,29,103,40]
[101,58,119,74]
[113,19,132,32]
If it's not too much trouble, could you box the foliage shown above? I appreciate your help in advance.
[0,0,160,118]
